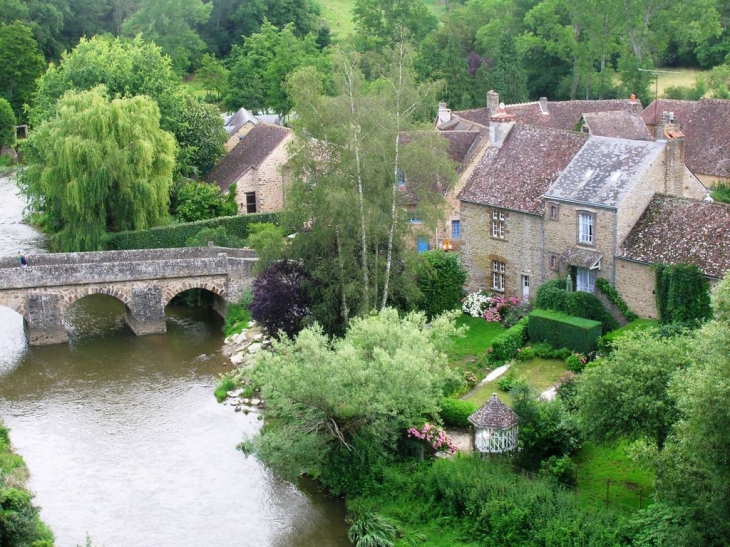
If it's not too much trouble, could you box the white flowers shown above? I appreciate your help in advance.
[461,291,491,317]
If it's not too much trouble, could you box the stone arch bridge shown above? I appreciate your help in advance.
[0,246,257,346]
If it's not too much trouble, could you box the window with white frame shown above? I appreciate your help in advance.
[549,253,558,270]
[451,219,461,238]
[576,267,595,293]
[578,212,594,245]
[492,209,505,239]
[492,260,505,291]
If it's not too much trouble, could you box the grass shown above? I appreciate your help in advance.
[573,442,655,513]
[448,315,503,369]
[613,67,709,98]
[710,182,730,203]
[214,376,236,402]
[464,357,569,407]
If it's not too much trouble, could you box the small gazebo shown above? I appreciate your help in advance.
[468,393,519,455]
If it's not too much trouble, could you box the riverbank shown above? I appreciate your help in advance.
[0,420,54,546]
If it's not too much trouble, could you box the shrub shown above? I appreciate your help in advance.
[347,511,396,547]
[535,279,619,333]
[502,301,532,328]
[489,317,528,362]
[245,223,286,273]
[222,291,253,335]
[439,398,478,428]
[214,375,236,402]
[483,294,519,323]
[540,455,577,487]
[710,182,730,204]
[415,250,467,320]
[595,278,638,322]
[250,260,311,339]
[104,212,279,250]
[173,180,237,222]
[497,371,527,392]
[528,309,602,354]
[515,345,535,361]
[531,342,572,360]
[185,226,244,248]
[0,98,15,148]
[655,263,712,324]
[461,291,491,317]
[565,352,588,373]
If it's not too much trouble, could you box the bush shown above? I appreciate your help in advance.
[214,375,236,402]
[535,279,619,333]
[250,260,311,339]
[347,511,396,547]
[185,226,244,248]
[540,455,577,487]
[439,398,477,428]
[222,291,253,335]
[104,212,279,250]
[245,223,286,273]
[489,317,528,362]
[502,301,532,328]
[530,342,572,360]
[461,291,491,317]
[416,251,467,320]
[515,345,535,361]
[497,371,527,392]
[710,182,730,204]
[0,98,15,148]
[173,180,237,222]
[655,263,712,324]
[565,352,588,373]
[528,309,602,354]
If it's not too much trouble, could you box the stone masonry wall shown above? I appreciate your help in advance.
[460,201,545,299]
[234,134,293,214]
[615,258,658,318]
[616,156,665,248]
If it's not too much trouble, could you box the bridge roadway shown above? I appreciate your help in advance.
[0,246,257,345]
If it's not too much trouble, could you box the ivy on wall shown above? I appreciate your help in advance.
[654,263,712,324]
[595,278,639,322]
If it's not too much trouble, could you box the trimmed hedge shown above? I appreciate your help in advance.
[595,278,639,322]
[490,316,528,362]
[104,212,280,250]
[439,397,478,428]
[535,279,619,333]
[528,309,602,354]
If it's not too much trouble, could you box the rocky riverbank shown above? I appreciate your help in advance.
[219,321,270,412]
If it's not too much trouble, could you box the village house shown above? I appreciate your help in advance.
[641,98,730,187]
[204,122,292,215]
[221,108,284,152]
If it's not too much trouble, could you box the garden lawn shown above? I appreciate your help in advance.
[464,357,568,407]
[448,315,503,372]
[573,442,655,513]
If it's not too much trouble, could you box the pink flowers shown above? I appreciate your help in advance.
[482,295,519,323]
[407,423,458,455]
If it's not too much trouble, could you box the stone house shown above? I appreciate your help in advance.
[222,108,284,152]
[458,111,588,300]
[204,123,293,215]
[641,98,730,187]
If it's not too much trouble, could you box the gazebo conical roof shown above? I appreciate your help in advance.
[468,393,519,429]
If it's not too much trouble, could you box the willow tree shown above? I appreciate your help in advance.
[21,86,177,251]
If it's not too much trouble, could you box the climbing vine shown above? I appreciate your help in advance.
[595,278,639,322]
[654,263,712,324]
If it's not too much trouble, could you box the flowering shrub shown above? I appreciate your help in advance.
[483,295,519,323]
[407,423,457,455]
[462,291,492,317]
[565,352,588,373]
[463,370,479,388]
[515,346,535,361]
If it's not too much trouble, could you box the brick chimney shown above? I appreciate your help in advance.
[628,94,641,116]
[487,90,500,116]
[664,129,685,197]
[539,97,548,114]
[489,106,515,148]
[437,102,451,124]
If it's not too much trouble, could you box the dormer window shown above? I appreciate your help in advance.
[578,211,595,245]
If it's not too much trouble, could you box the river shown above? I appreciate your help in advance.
[0,174,350,547]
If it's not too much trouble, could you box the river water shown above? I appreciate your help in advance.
[0,174,350,547]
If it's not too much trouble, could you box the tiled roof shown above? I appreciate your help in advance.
[560,247,603,269]
[223,108,258,135]
[458,125,588,215]
[450,98,641,132]
[618,194,730,279]
[440,131,482,169]
[641,98,730,178]
[583,110,653,141]
[204,123,291,192]
[469,393,519,428]
[544,136,664,208]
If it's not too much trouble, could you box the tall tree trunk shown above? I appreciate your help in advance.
[335,226,349,327]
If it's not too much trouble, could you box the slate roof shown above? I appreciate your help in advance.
[204,123,291,192]
[641,98,730,178]
[544,136,664,208]
[449,98,641,132]
[223,108,258,135]
[561,247,603,269]
[469,393,519,428]
[458,125,588,215]
[583,110,653,141]
[618,194,730,279]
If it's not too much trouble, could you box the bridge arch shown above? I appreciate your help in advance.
[61,286,132,315]
[162,280,227,308]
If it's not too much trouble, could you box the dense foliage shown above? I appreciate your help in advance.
[0,22,46,122]
[250,260,312,338]
[528,309,603,354]
[104,212,279,250]
[415,250,466,320]
[21,87,177,251]
[0,98,16,148]
[245,309,461,495]
[655,263,713,324]
[184,226,244,248]
[489,316,528,362]
[535,279,619,332]
[438,397,477,428]
[595,277,639,322]
[173,180,236,222]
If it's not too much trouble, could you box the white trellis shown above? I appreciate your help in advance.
[469,393,519,454]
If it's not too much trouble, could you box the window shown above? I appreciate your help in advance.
[492,209,505,239]
[576,267,595,293]
[549,253,558,270]
[578,212,594,245]
[245,192,257,214]
[521,275,530,301]
[549,203,559,220]
[451,220,461,238]
[492,260,505,292]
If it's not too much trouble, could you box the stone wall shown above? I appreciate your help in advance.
[234,133,293,214]
[615,258,657,318]
[460,201,545,299]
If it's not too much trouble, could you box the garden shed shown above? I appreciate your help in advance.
[468,393,519,454]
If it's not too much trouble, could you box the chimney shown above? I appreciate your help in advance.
[628,94,641,116]
[489,106,515,148]
[487,90,500,116]
[437,102,451,124]
[655,111,680,141]
[664,130,685,197]
[539,97,548,114]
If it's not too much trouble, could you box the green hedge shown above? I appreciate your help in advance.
[595,278,639,322]
[655,263,712,324]
[535,279,619,333]
[439,397,478,428]
[528,309,602,354]
[104,213,280,250]
[490,316,528,362]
